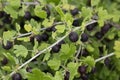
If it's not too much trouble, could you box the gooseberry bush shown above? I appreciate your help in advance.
[0,0,120,80]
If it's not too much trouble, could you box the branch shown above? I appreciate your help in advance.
[21,1,39,5]
[12,21,65,39]
[9,20,97,76]
[95,52,115,63]
[2,1,40,6]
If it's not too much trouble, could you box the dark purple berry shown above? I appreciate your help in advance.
[51,26,56,32]
[70,8,79,16]
[35,35,42,42]
[2,17,12,24]
[90,67,96,74]
[104,58,110,67]
[1,57,8,65]
[101,23,112,34]
[30,36,35,43]
[72,19,80,27]
[78,65,87,74]
[69,32,79,42]
[24,11,31,20]
[81,74,88,80]
[46,26,56,32]
[81,33,88,42]
[41,33,49,41]
[12,73,22,80]
[86,22,98,31]
[26,67,32,73]
[46,27,53,32]
[51,45,60,53]
[95,32,103,39]
[0,11,4,18]
[64,71,70,80]
[2,41,13,50]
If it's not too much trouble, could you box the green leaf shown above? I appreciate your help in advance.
[15,23,21,32]
[53,71,63,80]
[67,62,79,80]
[17,37,30,42]
[61,44,70,53]
[27,68,53,80]
[52,32,57,39]
[114,41,120,52]
[107,33,115,40]
[18,8,25,16]
[42,18,54,27]
[114,40,120,58]
[4,5,18,18]
[114,51,120,58]
[38,42,49,50]
[84,56,95,67]
[43,52,51,61]
[86,44,94,52]
[81,7,92,19]
[56,25,65,33]
[3,31,16,45]
[24,24,32,32]
[46,0,60,5]
[30,19,41,30]
[98,7,111,27]
[33,39,38,51]
[55,6,64,18]
[60,44,76,60]
[14,45,28,58]
[64,13,73,26]
[1,66,11,72]
[34,5,47,19]
[47,58,61,70]
[91,0,100,6]
[7,0,20,9]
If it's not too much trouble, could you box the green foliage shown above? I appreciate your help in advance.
[4,5,18,18]
[84,56,95,67]
[47,58,61,70]
[34,5,47,19]
[13,45,28,58]
[3,31,16,45]
[0,0,120,80]
[27,68,53,80]
[97,7,111,27]
[91,0,100,6]
[114,40,120,58]
[60,44,76,60]
[67,62,79,80]
[24,24,32,32]
[56,25,65,33]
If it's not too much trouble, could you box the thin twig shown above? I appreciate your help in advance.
[9,20,97,76]
[95,52,115,63]
[21,1,39,5]
[3,1,40,6]
[13,21,64,39]
[13,32,32,39]
[75,45,82,58]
